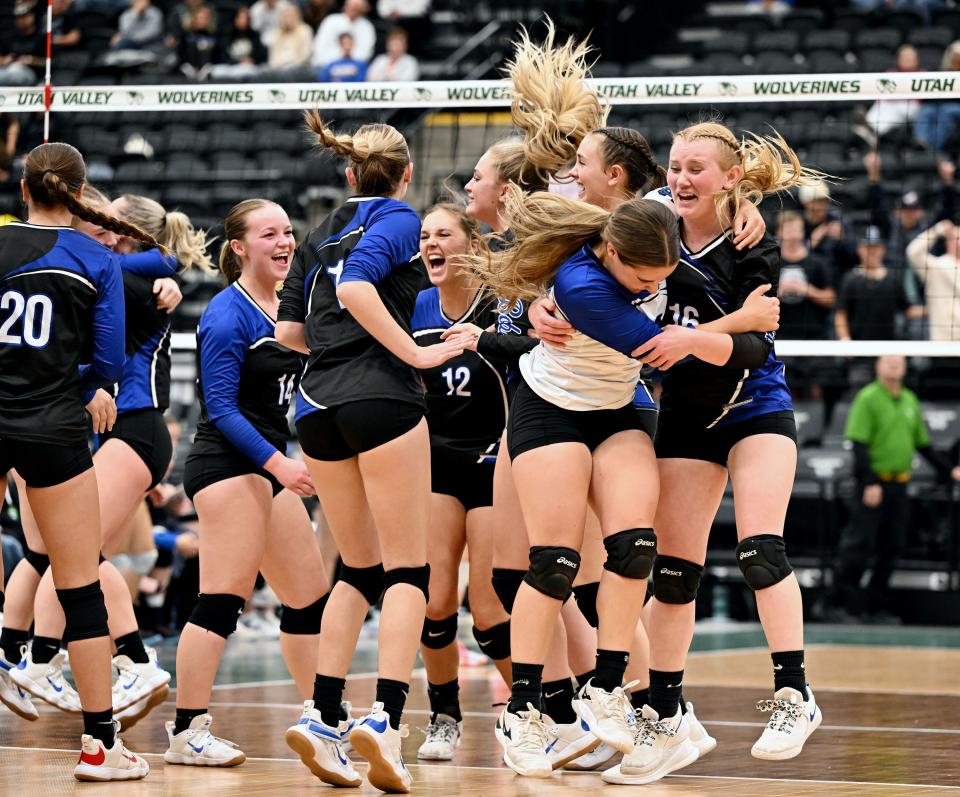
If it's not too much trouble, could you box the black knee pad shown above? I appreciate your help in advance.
[492,568,525,614]
[56,580,108,642]
[339,563,386,606]
[472,619,510,660]
[736,535,793,591]
[653,555,704,605]
[524,546,579,601]
[24,549,50,576]
[189,593,246,639]
[279,592,329,635]
[383,564,430,601]
[421,612,458,649]
[603,528,657,579]
[572,581,600,628]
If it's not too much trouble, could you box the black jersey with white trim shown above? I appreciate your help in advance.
[278,196,427,418]
[411,286,507,459]
[0,223,125,445]
[659,230,792,427]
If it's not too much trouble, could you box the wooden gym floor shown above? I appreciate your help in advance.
[2,624,959,795]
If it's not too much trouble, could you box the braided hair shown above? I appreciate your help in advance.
[593,127,667,197]
[23,143,160,249]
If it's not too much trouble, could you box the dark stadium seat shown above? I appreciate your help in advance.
[874,7,925,35]
[753,52,807,75]
[702,53,746,76]
[803,28,851,54]
[702,32,750,57]
[858,49,895,72]
[854,28,903,51]
[780,8,824,34]
[114,160,166,183]
[916,46,945,71]
[833,7,875,32]
[753,30,801,56]
[823,401,852,447]
[793,401,826,448]
[210,127,255,154]
[921,403,960,451]
[933,6,960,35]
[909,27,955,50]
[590,62,622,79]
[806,50,855,74]
[165,153,210,180]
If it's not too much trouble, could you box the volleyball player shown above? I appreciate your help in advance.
[167,198,329,767]
[410,203,512,761]
[0,142,149,781]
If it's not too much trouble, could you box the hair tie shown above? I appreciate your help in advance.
[161,213,168,228]
[42,168,55,176]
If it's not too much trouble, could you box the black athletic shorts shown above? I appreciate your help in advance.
[431,448,495,511]
[99,409,173,490]
[508,381,651,460]
[655,410,797,466]
[0,437,93,488]
[182,444,283,501]
[297,399,423,462]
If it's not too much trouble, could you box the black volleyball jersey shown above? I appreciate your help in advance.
[659,230,792,427]
[0,222,125,445]
[192,282,304,466]
[278,196,427,419]
[411,286,508,459]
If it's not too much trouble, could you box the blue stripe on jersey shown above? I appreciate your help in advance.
[115,322,170,413]
[715,347,793,426]
[632,379,657,412]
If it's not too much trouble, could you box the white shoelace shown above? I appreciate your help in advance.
[756,698,805,733]
[514,705,549,754]
[423,719,458,746]
[635,715,678,748]
[596,686,634,729]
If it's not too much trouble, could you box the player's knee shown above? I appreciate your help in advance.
[572,581,599,628]
[421,612,458,649]
[279,592,328,635]
[189,593,246,639]
[383,564,430,601]
[653,555,703,604]
[472,620,510,660]
[24,549,50,576]
[56,580,108,642]
[524,546,579,601]
[603,528,657,579]
[339,563,386,606]
[736,534,793,591]
[492,568,525,614]
[126,550,158,577]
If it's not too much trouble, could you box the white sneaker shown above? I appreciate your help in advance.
[74,726,149,781]
[495,704,552,778]
[339,700,357,753]
[685,700,717,756]
[285,700,361,787]
[544,714,599,770]
[751,685,821,760]
[417,713,462,760]
[0,650,39,720]
[349,701,413,793]
[602,705,699,785]
[572,679,636,754]
[563,741,621,771]
[11,649,81,713]
[116,685,170,732]
[112,647,172,714]
[164,713,246,766]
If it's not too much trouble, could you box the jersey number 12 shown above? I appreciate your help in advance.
[442,366,471,397]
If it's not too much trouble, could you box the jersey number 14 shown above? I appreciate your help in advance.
[0,290,53,347]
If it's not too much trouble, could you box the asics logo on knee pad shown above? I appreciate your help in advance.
[739,549,757,560]
[660,568,682,577]
[634,539,655,547]
[556,557,578,568]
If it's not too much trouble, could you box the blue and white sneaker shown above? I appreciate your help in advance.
[0,649,38,720]
[572,679,636,754]
[286,700,361,787]
[164,713,246,766]
[751,685,821,760]
[349,701,412,793]
[544,714,599,770]
[339,700,357,753]
[10,648,81,713]
[495,704,552,778]
[112,647,171,715]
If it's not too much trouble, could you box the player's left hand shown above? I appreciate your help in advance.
[732,200,766,250]
[85,389,117,434]
[632,325,696,370]
[441,322,484,352]
[153,277,183,314]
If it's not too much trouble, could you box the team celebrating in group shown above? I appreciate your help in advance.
[0,22,824,792]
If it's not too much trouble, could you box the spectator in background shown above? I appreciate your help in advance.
[0,116,21,184]
[312,0,375,68]
[0,4,43,84]
[165,0,207,50]
[179,3,220,77]
[377,0,431,56]
[800,180,859,282]
[112,0,164,50]
[318,31,367,81]
[303,0,335,32]
[914,41,960,152]
[907,219,960,341]
[49,0,82,50]
[367,27,418,82]
[250,0,292,48]
[829,355,960,623]
[267,3,314,71]
[216,5,268,72]
[854,45,921,148]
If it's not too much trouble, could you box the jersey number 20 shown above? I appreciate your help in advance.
[0,290,53,348]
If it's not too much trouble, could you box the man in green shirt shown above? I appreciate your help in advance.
[831,355,960,622]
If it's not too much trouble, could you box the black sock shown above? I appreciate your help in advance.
[542,677,577,724]
[574,669,595,691]
[313,674,347,727]
[114,631,149,665]
[593,649,629,692]
[173,707,207,736]
[629,686,650,711]
[508,662,544,715]
[427,678,461,722]
[649,669,683,719]
[0,590,4,613]
[772,650,806,695]
[83,708,116,747]
[0,627,30,665]
[679,692,688,714]
[31,636,61,665]
[375,678,409,730]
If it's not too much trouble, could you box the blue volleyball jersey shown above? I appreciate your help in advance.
[192,282,304,467]
[411,286,507,459]
[278,196,427,419]
[659,229,793,427]
[0,222,125,444]
[112,249,179,414]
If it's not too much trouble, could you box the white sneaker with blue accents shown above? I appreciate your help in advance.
[349,701,412,793]
[572,679,636,754]
[339,700,357,753]
[544,714,599,770]
[0,650,38,720]
[164,713,246,766]
[10,649,81,713]
[751,685,821,760]
[286,700,361,786]
[495,703,552,778]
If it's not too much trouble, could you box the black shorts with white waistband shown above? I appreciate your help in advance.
[655,409,797,467]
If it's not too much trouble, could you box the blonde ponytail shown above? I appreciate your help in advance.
[116,194,214,272]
